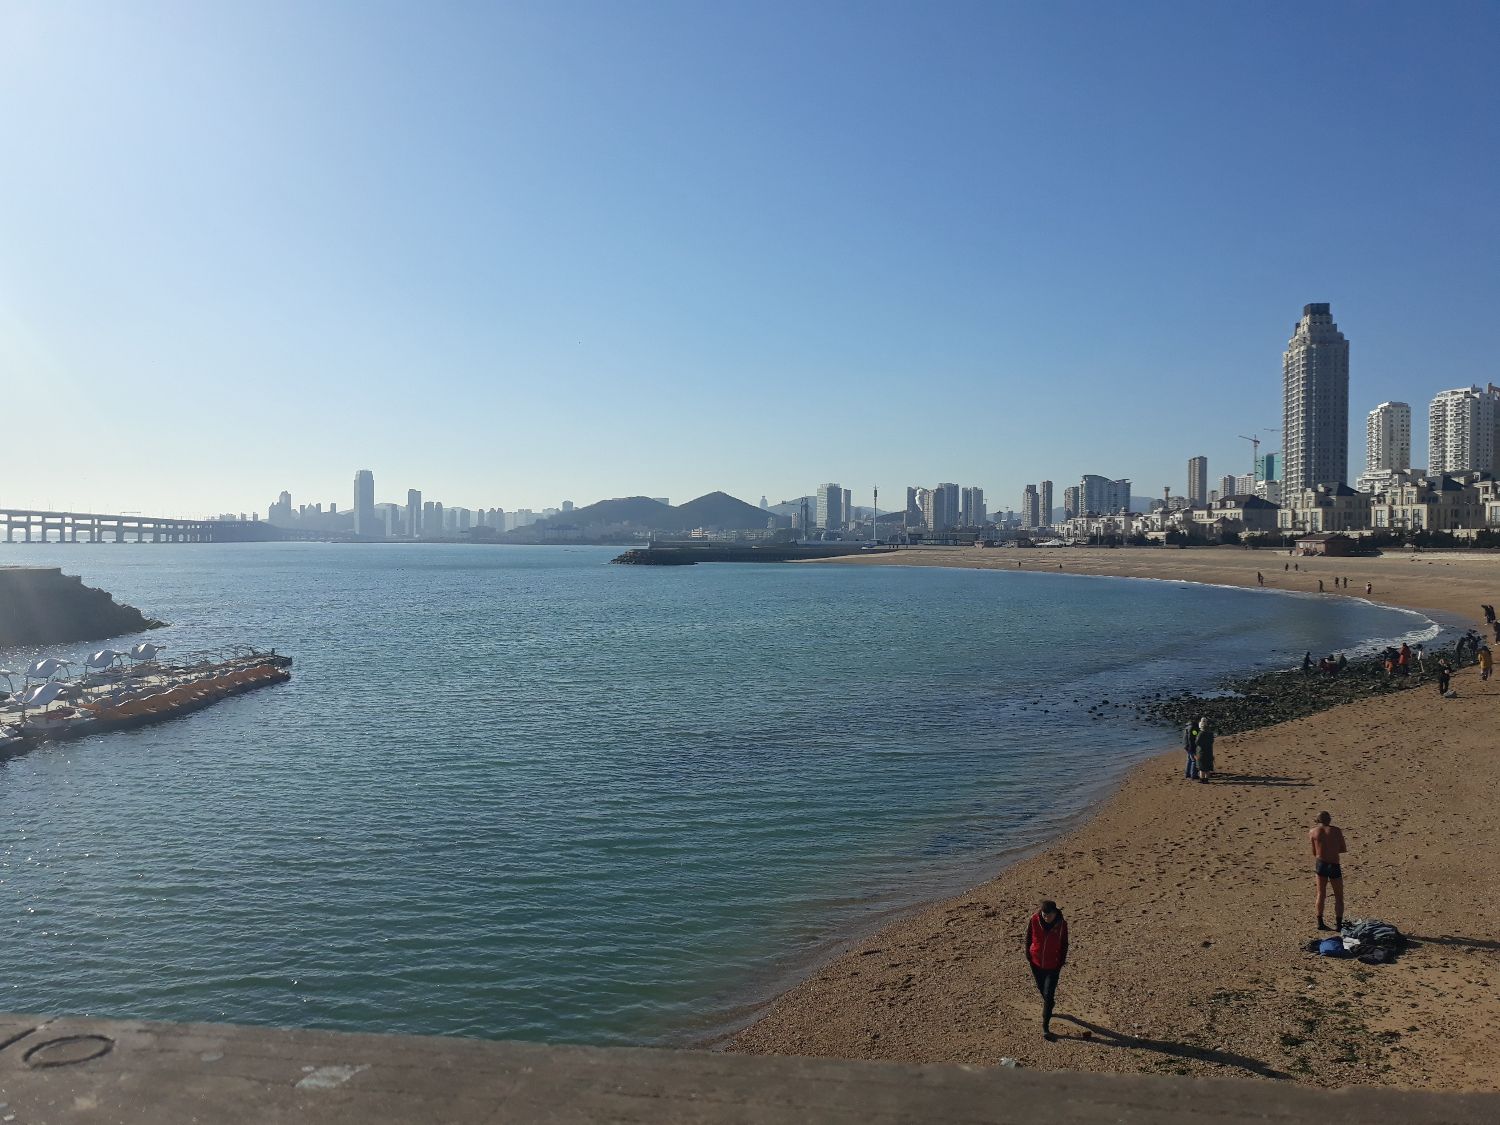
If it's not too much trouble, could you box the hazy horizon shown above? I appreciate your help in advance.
[3,1,1495,518]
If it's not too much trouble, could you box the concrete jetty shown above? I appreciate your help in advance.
[0,1013,1495,1123]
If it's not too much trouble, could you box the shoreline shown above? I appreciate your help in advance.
[728,548,1500,1090]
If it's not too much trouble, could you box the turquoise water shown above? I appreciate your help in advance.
[0,545,1434,1043]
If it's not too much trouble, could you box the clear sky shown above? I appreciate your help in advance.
[2,1,1495,517]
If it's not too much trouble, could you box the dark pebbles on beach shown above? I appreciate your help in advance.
[1139,646,1461,736]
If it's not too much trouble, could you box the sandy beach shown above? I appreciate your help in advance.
[729,547,1500,1090]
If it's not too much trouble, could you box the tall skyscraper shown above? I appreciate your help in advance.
[1187,456,1208,505]
[936,483,960,528]
[1282,303,1350,494]
[1062,486,1080,521]
[842,488,853,529]
[1255,452,1281,482]
[1021,485,1039,529]
[353,469,376,537]
[1429,386,1500,475]
[815,483,843,530]
[406,489,422,539]
[1039,481,1053,528]
[919,487,951,532]
[1219,474,1237,498]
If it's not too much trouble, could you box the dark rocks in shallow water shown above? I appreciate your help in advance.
[1136,648,1460,737]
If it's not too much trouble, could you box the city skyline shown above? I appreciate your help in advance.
[2,4,1495,516]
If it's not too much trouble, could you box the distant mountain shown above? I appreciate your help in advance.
[553,496,673,527]
[674,491,782,530]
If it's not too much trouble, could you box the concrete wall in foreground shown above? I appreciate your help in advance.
[0,1013,1497,1124]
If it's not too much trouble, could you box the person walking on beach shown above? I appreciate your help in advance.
[1284,562,1289,572]
[1414,643,1425,673]
[1301,651,1314,675]
[1398,642,1411,677]
[1365,582,1373,595]
[1479,644,1493,682]
[1318,579,1325,593]
[1183,718,1200,779]
[1257,571,1264,586]
[1310,812,1347,931]
[1195,716,1215,782]
[1438,657,1452,695]
[1025,900,1068,1041]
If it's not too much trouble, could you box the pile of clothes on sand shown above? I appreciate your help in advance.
[1306,918,1407,965]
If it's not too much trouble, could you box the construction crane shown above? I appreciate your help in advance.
[1238,429,1280,475]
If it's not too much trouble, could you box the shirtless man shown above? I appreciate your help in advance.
[1309,811,1347,931]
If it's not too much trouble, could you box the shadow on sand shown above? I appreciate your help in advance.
[1055,1016,1293,1080]
[1207,773,1312,788]
[1408,933,1500,952]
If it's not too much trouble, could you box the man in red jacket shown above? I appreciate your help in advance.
[1025,899,1068,1041]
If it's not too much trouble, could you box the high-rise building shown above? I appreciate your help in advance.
[1187,457,1208,505]
[406,489,422,539]
[1219,474,1237,499]
[1039,481,1053,528]
[905,486,921,526]
[353,469,376,537]
[1079,475,1131,515]
[936,483,960,529]
[957,486,986,527]
[1365,402,1412,474]
[842,488,853,529]
[815,483,843,530]
[1255,452,1281,482]
[1062,486,1080,521]
[1282,303,1350,494]
[1428,386,1500,475]
[1233,473,1255,496]
[1021,485,1039,529]
[919,487,951,532]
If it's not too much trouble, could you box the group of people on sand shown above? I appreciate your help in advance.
[1023,807,1352,1040]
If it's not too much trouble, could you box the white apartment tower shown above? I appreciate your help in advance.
[1187,457,1208,506]
[1282,303,1350,494]
[1021,485,1039,529]
[1365,402,1412,474]
[1429,385,1500,475]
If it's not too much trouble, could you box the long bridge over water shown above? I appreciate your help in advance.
[0,509,326,544]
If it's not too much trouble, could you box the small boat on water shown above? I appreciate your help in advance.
[0,647,292,750]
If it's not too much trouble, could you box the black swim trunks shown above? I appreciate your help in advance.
[1315,860,1343,880]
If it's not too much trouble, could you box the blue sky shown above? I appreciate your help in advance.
[2,1,1495,517]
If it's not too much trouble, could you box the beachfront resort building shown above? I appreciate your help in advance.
[1428,385,1500,476]
[1277,483,1370,534]
[1187,456,1208,505]
[1369,471,1489,533]
[1282,303,1350,495]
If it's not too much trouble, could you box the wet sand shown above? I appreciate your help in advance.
[729,547,1500,1089]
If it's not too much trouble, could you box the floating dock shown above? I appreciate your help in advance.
[0,649,292,752]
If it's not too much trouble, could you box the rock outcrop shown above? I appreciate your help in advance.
[0,567,166,646]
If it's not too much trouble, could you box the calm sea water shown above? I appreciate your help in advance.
[0,544,1434,1044]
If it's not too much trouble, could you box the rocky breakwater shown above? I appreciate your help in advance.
[1136,644,1462,736]
[0,567,166,646]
